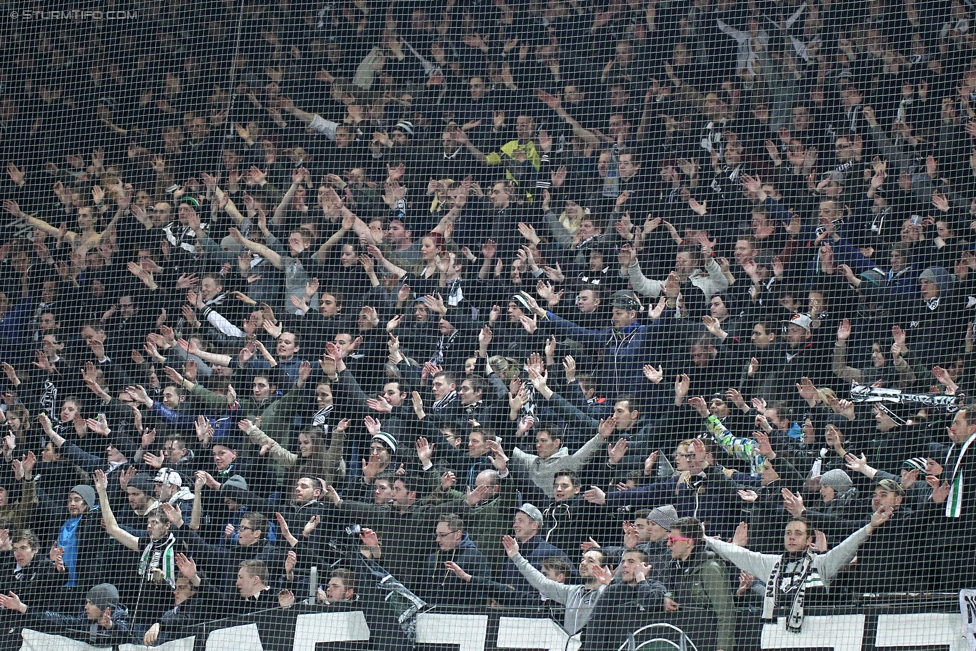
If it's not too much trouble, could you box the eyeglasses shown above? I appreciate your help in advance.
[435,530,458,539]
[674,453,696,460]
[238,526,255,532]
[667,535,694,544]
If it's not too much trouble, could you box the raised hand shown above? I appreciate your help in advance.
[175,553,197,580]
[837,318,851,341]
[607,438,629,464]
[501,535,520,558]
[781,487,805,516]
[643,364,663,384]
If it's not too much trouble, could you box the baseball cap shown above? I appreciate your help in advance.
[611,289,641,310]
[516,503,543,524]
[154,468,183,488]
[786,313,812,331]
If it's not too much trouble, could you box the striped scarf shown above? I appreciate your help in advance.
[138,533,177,589]
[946,432,976,518]
[763,550,819,633]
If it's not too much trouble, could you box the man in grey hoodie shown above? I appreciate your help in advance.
[510,419,616,504]
[501,534,610,635]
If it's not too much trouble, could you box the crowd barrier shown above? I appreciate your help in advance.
[16,598,969,651]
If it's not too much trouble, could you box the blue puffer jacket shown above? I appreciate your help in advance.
[544,310,673,400]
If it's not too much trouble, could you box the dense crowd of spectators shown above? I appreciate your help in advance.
[0,0,976,648]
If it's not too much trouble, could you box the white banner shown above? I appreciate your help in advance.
[293,611,370,651]
[416,614,488,651]
[761,615,865,651]
[120,637,195,651]
[875,614,967,651]
[497,616,581,651]
[18,609,967,651]
[205,623,263,651]
[21,629,113,651]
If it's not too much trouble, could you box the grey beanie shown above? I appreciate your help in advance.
[86,583,119,610]
[70,484,96,510]
[221,475,249,493]
[820,469,853,493]
[646,505,678,531]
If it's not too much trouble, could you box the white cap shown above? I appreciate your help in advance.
[154,468,183,487]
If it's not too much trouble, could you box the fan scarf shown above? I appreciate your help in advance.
[946,432,976,518]
[138,533,177,588]
[763,549,820,633]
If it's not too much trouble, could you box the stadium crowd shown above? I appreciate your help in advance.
[0,0,975,648]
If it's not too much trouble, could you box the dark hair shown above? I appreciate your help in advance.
[670,517,704,544]
[394,474,419,494]
[622,548,649,562]
[438,513,465,532]
[554,470,580,488]
[253,367,283,390]
[241,512,268,536]
[470,428,496,442]
[432,370,456,386]
[13,529,39,550]
[332,568,357,592]
[462,374,487,396]
[786,515,812,537]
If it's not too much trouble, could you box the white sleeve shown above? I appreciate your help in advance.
[626,260,663,298]
[203,307,247,338]
[308,115,339,140]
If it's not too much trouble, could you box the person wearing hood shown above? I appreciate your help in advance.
[659,517,735,651]
[596,506,677,572]
[420,514,490,608]
[1,583,129,646]
[33,482,105,607]
[526,290,674,401]
[905,265,969,369]
[509,420,617,505]
[783,468,860,544]
[499,504,573,593]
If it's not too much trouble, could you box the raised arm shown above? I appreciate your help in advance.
[273,181,301,226]
[228,227,281,268]
[93,469,140,551]
[313,214,355,263]
[537,91,602,147]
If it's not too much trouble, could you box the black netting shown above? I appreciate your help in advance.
[0,1,973,649]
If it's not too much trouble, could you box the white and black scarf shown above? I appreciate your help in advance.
[763,549,819,633]
[432,390,458,412]
[138,533,177,588]
[312,404,334,430]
